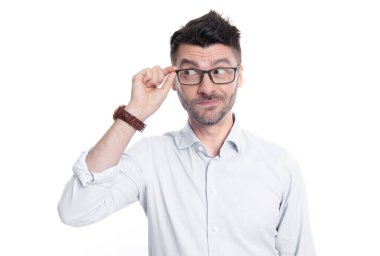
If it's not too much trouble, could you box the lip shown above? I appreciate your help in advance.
[196,99,220,106]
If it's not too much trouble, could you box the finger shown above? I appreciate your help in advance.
[147,66,173,88]
[162,66,177,76]
[145,70,162,88]
[142,68,153,85]
[146,66,166,87]
[151,66,163,86]
[146,68,158,87]
[138,66,176,88]
[132,68,148,84]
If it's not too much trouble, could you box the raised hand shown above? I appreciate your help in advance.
[126,65,177,121]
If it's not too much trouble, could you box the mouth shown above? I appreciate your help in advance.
[196,98,220,106]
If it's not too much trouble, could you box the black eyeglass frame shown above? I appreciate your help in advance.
[175,65,241,86]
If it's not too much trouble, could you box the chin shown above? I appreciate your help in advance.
[192,112,226,126]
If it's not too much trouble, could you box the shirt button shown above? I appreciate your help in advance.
[212,189,217,195]
[198,146,203,151]
[213,225,219,232]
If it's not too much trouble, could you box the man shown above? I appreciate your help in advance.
[58,10,316,256]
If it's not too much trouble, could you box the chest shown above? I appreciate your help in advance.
[146,150,284,233]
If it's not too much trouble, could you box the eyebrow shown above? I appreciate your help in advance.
[178,59,199,68]
[211,58,232,66]
[178,58,233,68]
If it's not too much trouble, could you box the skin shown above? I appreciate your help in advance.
[172,44,243,156]
[86,43,243,172]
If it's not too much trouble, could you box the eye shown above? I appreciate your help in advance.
[212,68,227,75]
[183,69,197,76]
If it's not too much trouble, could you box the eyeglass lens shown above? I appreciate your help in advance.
[177,67,237,85]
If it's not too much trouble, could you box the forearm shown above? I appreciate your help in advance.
[86,65,176,173]
[86,105,147,173]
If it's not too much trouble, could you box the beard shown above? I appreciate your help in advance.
[177,85,238,126]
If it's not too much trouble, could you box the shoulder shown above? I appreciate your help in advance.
[126,130,180,152]
[241,130,288,158]
[146,130,181,146]
[240,129,301,174]
[122,132,178,169]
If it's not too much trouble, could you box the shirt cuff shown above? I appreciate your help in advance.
[72,150,119,187]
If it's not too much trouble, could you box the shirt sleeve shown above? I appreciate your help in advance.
[275,151,316,255]
[58,139,149,227]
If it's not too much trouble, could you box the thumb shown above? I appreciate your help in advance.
[161,72,176,96]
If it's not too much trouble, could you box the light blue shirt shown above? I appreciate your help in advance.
[58,119,316,256]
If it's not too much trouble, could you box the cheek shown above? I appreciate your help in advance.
[223,86,237,97]
[178,86,196,99]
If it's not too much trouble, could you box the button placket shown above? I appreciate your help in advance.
[206,158,220,255]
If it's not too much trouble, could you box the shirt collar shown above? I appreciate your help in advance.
[176,114,245,153]
[224,116,244,153]
[177,122,200,150]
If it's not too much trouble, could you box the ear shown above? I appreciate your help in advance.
[172,78,178,91]
[237,65,244,88]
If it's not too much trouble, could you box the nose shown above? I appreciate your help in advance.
[197,73,216,95]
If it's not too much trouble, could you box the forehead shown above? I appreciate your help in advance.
[175,43,238,68]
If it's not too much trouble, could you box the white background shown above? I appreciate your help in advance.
[1,0,379,255]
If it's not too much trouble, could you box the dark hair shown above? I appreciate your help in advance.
[170,10,241,64]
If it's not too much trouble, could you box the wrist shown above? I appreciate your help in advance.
[124,103,149,122]
[113,105,147,132]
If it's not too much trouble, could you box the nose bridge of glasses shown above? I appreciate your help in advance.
[203,69,215,84]
[187,70,212,91]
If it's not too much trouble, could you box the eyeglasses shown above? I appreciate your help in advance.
[175,65,240,86]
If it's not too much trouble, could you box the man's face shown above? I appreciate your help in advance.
[173,43,243,126]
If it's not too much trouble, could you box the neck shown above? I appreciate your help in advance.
[189,112,234,157]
